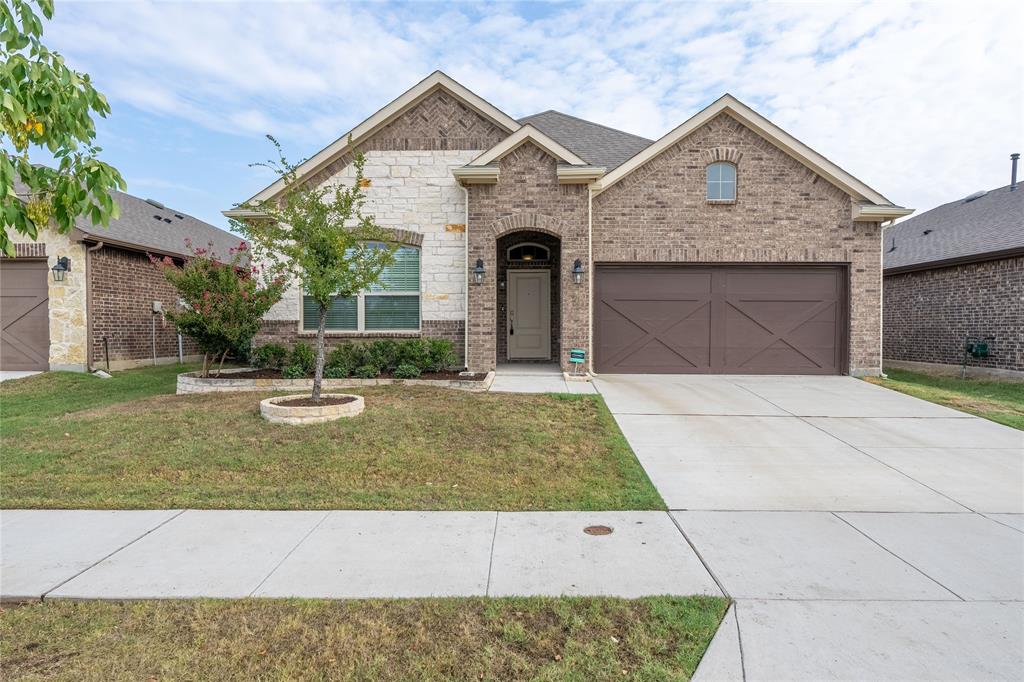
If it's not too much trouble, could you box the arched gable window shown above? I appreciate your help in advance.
[507,242,551,262]
[707,162,737,201]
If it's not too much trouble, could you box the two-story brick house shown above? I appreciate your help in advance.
[228,71,912,376]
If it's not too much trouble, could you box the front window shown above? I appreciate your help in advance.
[707,162,737,201]
[303,245,421,331]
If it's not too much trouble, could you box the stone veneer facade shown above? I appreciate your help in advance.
[257,89,510,363]
[883,255,1023,374]
[34,227,88,371]
[591,112,883,375]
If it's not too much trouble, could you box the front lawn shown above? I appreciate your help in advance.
[0,596,728,681]
[0,366,663,510]
[865,368,1024,430]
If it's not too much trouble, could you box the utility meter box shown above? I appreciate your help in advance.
[152,301,163,314]
[966,341,990,358]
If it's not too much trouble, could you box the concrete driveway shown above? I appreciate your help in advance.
[594,374,1024,681]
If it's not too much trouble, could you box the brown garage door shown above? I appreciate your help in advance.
[594,265,847,375]
[1,258,50,371]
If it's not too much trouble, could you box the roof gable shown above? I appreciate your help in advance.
[246,71,520,203]
[592,94,899,209]
[467,124,588,167]
[517,110,652,170]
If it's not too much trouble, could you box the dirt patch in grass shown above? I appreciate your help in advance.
[865,368,1024,430]
[1,370,663,511]
[274,395,358,407]
[0,596,728,681]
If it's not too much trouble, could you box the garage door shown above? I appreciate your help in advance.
[1,258,50,371]
[594,265,846,375]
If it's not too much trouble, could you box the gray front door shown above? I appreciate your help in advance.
[507,269,551,359]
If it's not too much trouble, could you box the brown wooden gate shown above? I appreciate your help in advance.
[594,264,847,374]
[1,258,50,371]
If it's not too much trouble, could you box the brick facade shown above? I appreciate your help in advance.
[591,112,883,375]
[883,255,1024,373]
[88,246,200,369]
[467,143,590,372]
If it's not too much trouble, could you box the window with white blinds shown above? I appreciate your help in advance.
[302,246,421,331]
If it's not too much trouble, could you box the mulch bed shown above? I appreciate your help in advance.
[274,396,357,408]
[203,369,487,381]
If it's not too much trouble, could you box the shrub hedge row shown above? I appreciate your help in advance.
[251,338,458,378]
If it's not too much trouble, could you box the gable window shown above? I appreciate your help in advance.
[707,162,737,201]
[507,242,551,262]
[303,245,420,332]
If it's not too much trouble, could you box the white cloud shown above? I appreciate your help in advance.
[44,0,1022,214]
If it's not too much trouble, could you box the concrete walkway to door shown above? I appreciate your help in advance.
[594,373,1024,681]
[489,363,596,394]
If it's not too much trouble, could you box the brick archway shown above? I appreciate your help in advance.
[489,213,565,240]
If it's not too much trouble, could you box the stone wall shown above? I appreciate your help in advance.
[883,255,1023,373]
[41,228,87,371]
[88,245,200,368]
[592,112,883,375]
[466,142,590,372]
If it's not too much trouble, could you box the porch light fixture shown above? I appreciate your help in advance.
[473,258,485,285]
[51,256,71,282]
[571,258,584,285]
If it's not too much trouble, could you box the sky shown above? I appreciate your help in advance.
[37,0,1024,230]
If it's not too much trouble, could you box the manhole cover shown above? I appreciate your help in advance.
[584,525,613,536]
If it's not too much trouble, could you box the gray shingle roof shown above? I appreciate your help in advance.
[76,190,243,259]
[883,184,1024,272]
[517,110,653,170]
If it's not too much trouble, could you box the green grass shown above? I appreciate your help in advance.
[865,368,1024,430]
[0,596,729,681]
[0,366,664,511]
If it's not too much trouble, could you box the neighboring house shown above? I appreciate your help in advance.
[228,71,911,376]
[883,160,1023,377]
[1,190,242,372]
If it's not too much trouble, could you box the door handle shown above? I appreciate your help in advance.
[509,310,514,336]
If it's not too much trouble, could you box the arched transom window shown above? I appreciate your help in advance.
[707,162,737,201]
[507,242,551,262]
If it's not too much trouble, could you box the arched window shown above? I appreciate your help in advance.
[707,162,737,201]
[507,242,551,262]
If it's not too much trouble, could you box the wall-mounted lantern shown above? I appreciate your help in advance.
[571,258,585,285]
[473,258,485,285]
[51,256,71,282]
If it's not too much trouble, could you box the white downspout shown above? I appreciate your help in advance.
[587,186,594,375]
[460,183,470,370]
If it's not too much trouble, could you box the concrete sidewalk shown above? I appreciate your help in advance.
[0,509,719,601]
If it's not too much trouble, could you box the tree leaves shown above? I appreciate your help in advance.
[1,0,125,256]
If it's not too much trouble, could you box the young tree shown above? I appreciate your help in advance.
[153,240,285,378]
[1,0,126,256]
[230,136,397,402]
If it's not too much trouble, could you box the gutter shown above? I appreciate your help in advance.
[883,246,1024,276]
[84,240,104,371]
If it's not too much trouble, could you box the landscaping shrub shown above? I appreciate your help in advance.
[396,338,430,369]
[365,340,400,372]
[426,339,457,372]
[288,342,316,375]
[323,365,348,379]
[282,365,306,379]
[353,364,379,379]
[393,363,422,379]
[251,343,288,370]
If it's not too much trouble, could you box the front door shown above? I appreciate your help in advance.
[507,269,551,359]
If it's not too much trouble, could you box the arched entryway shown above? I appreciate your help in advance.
[496,231,561,362]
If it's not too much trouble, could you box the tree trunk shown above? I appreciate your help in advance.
[215,349,228,377]
[201,352,210,378]
[312,304,327,402]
